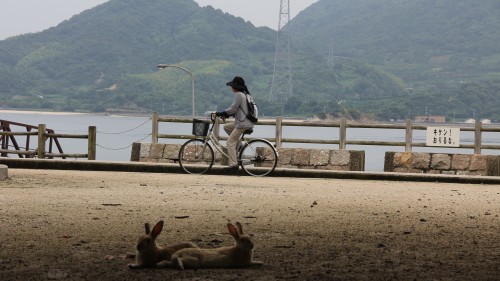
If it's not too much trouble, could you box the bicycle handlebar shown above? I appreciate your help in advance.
[210,112,226,122]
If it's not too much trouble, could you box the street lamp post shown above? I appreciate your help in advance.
[157,64,195,117]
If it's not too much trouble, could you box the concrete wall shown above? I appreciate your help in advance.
[131,143,365,171]
[385,152,500,176]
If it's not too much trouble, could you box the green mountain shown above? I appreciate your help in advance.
[0,0,275,113]
[292,0,500,120]
[0,0,407,118]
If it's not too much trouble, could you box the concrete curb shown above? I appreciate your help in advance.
[1,158,500,185]
[0,164,7,181]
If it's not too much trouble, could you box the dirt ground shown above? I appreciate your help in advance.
[1,169,499,281]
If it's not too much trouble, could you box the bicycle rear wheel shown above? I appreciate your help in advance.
[178,139,214,174]
[239,139,278,176]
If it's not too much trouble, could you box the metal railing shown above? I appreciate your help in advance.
[151,113,500,155]
[0,120,96,160]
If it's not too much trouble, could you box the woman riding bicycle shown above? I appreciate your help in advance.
[215,76,256,171]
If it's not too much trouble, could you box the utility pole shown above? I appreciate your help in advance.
[270,0,292,104]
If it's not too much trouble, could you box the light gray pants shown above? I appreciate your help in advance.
[223,122,248,167]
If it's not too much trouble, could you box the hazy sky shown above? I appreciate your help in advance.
[0,0,318,40]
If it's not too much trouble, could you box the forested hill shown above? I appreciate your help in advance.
[0,0,276,113]
[0,0,276,82]
[291,0,500,120]
[5,0,500,120]
[0,0,408,118]
[292,0,500,80]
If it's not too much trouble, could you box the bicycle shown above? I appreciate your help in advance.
[178,113,278,176]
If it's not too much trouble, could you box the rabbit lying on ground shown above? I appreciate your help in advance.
[157,222,263,269]
[127,221,197,269]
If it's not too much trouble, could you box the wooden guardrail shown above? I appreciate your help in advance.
[0,123,96,160]
[151,113,500,154]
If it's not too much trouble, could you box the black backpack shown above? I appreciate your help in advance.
[244,93,258,123]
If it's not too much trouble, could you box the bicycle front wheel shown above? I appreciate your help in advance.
[239,139,278,176]
[178,139,214,174]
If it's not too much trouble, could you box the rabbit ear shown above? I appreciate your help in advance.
[145,223,151,235]
[227,223,240,239]
[236,222,244,235]
[151,221,164,239]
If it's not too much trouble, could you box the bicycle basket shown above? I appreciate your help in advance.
[192,119,210,136]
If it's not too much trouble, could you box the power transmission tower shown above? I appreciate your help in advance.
[270,0,292,104]
[327,39,335,68]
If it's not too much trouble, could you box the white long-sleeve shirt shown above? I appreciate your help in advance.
[224,91,255,129]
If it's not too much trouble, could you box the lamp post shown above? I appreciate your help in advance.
[157,64,195,117]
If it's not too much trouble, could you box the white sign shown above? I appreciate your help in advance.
[426,127,460,147]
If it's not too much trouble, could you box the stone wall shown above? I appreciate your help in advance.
[131,143,365,171]
[275,148,364,171]
[131,143,182,163]
[385,152,500,176]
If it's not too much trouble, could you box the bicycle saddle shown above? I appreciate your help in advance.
[243,128,254,135]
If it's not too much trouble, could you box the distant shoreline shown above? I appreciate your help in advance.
[0,109,88,116]
[0,109,149,118]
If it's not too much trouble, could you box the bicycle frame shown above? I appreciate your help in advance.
[198,118,248,160]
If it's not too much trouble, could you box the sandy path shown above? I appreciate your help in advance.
[1,169,499,280]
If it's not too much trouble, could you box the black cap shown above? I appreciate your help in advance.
[226,76,246,91]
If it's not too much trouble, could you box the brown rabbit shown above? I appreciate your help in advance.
[127,221,197,269]
[158,222,263,269]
